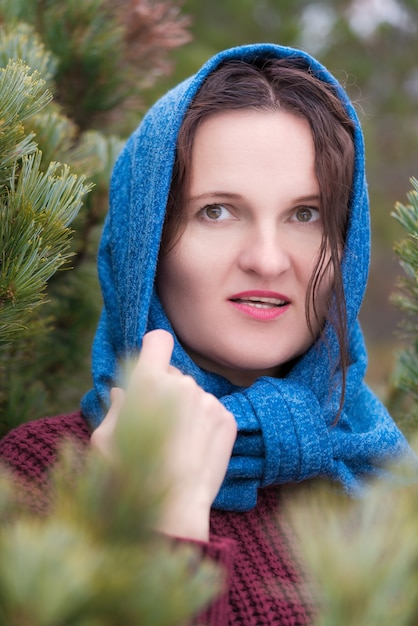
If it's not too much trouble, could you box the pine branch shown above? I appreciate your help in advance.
[0,59,52,190]
[0,395,221,625]
[0,1,192,431]
[391,178,418,321]
[0,21,57,84]
[288,461,418,626]
[0,0,192,131]
[388,178,418,425]
[0,153,92,344]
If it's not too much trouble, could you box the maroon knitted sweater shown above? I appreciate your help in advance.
[0,412,315,625]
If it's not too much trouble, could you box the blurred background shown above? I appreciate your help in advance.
[1,0,417,429]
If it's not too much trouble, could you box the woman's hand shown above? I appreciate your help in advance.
[91,329,237,541]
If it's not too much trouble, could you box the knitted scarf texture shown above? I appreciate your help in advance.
[81,43,410,511]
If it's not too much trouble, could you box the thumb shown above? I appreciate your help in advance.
[138,329,175,372]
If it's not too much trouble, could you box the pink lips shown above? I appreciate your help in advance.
[228,290,290,321]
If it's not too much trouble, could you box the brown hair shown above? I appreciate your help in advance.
[160,57,355,408]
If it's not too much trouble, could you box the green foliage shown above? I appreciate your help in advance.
[0,398,220,625]
[0,152,91,342]
[0,0,192,133]
[288,455,418,626]
[0,55,92,433]
[0,21,57,82]
[0,58,50,169]
[388,178,418,431]
[392,178,418,319]
[0,1,191,434]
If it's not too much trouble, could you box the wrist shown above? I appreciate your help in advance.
[157,492,211,542]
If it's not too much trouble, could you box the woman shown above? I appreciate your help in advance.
[0,44,411,624]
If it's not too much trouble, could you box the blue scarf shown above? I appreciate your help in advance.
[81,43,410,511]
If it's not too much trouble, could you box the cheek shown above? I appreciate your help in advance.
[157,243,205,308]
[157,252,185,303]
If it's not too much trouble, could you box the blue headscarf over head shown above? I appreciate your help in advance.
[82,43,410,511]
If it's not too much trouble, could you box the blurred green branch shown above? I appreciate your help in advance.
[288,453,418,626]
[0,391,220,624]
[388,177,418,433]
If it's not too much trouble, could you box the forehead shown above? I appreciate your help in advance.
[188,109,317,195]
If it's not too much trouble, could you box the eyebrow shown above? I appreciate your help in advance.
[291,194,321,204]
[188,191,242,202]
[188,191,321,204]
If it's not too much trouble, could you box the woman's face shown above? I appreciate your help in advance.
[157,110,332,386]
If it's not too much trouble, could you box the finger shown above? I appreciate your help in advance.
[110,386,125,411]
[167,364,183,377]
[138,329,174,371]
[90,387,125,455]
[104,387,125,430]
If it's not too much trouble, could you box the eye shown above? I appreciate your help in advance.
[293,206,321,223]
[199,204,232,221]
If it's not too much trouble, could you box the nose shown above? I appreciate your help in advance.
[237,225,291,278]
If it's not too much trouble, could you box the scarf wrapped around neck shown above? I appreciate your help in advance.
[81,43,411,511]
